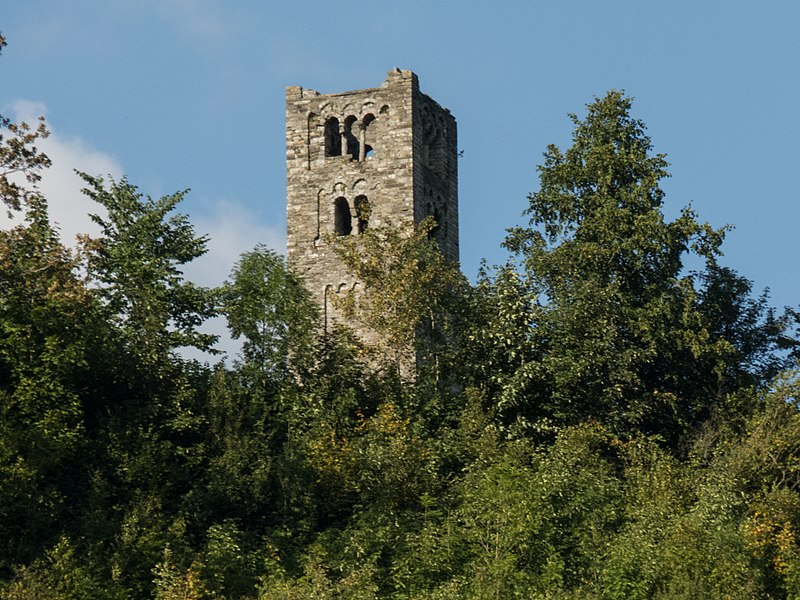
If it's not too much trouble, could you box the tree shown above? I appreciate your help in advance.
[332,217,467,379]
[0,34,51,215]
[79,173,217,366]
[221,245,317,378]
[501,90,778,444]
[73,174,220,596]
[201,249,319,533]
[696,264,794,394]
[0,197,96,570]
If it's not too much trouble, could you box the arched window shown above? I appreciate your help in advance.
[334,197,352,235]
[354,195,370,234]
[324,117,341,157]
[362,114,376,159]
[344,115,359,160]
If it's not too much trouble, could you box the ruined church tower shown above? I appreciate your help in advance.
[286,69,458,331]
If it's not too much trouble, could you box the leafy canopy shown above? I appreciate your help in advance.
[500,91,767,442]
[0,34,51,215]
[79,173,217,365]
[221,245,317,377]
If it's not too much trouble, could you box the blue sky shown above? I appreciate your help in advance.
[2,1,798,355]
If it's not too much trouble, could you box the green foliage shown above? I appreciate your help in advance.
[258,547,379,599]
[332,216,468,375]
[0,199,98,570]
[1,537,109,600]
[1,32,51,214]
[153,550,207,600]
[464,265,541,422]
[697,264,793,383]
[1,77,798,598]
[0,74,50,215]
[79,172,217,365]
[222,245,317,378]
[203,368,279,524]
[493,90,788,445]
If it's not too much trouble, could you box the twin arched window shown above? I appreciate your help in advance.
[334,195,370,236]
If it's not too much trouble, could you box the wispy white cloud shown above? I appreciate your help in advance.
[0,100,122,241]
[183,202,284,363]
[187,201,284,287]
[3,99,283,269]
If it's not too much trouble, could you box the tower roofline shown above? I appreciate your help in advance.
[286,69,421,102]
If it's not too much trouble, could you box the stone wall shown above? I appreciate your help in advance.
[286,69,458,334]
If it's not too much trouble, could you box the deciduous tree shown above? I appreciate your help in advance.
[0,34,51,215]
[499,91,783,444]
[79,173,217,367]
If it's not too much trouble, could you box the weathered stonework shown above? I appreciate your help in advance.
[286,69,458,333]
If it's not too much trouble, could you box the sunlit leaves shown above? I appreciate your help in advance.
[491,91,785,444]
[221,245,317,378]
[331,216,466,374]
[78,173,217,365]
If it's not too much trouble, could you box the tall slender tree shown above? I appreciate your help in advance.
[501,91,782,444]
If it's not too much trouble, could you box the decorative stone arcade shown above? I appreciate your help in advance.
[285,69,458,335]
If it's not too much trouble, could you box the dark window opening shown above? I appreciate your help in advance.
[344,115,359,160]
[324,117,341,157]
[362,114,376,160]
[354,195,370,234]
[334,197,352,235]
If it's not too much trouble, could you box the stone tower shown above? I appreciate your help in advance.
[286,69,458,332]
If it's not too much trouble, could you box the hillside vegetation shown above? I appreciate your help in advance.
[3,35,800,599]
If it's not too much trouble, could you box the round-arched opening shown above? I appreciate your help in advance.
[324,117,341,157]
[362,114,377,160]
[334,197,352,235]
[344,115,359,160]
[354,195,370,234]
